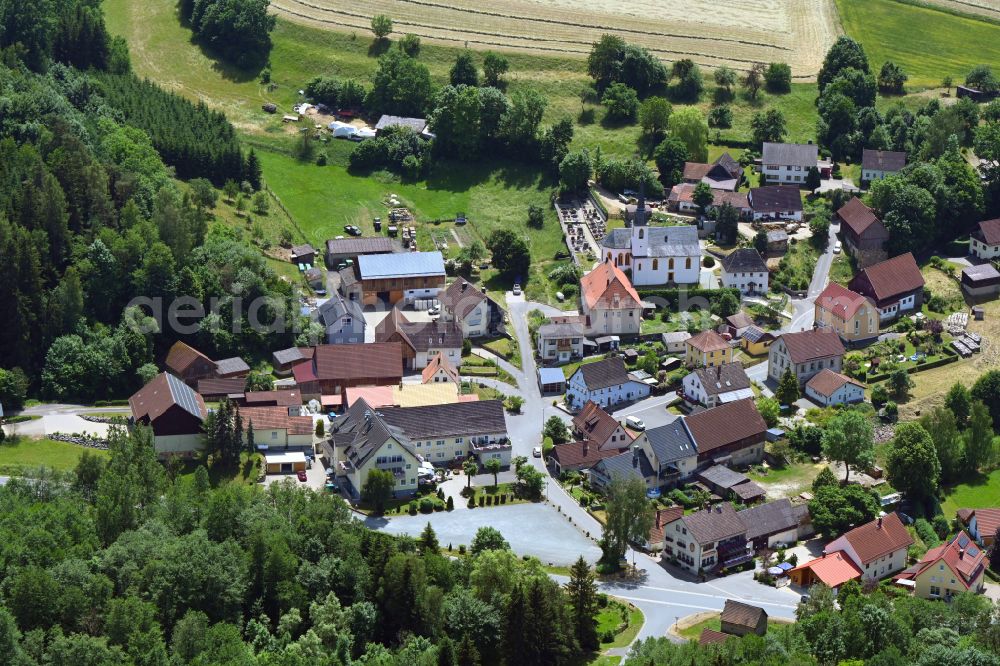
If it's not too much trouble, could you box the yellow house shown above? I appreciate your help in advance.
[814,283,878,345]
[741,326,776,356]
[685,329,732,367]
[894,531,987,600]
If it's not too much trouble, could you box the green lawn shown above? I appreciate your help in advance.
[678,614,792,641]
[837,0,1000,88]
[941,468,1000,517]
[481,336,522,370]
[562,355,607,379]
[0,438,108,474]
[176,452,264,487]
[597,600,644,649]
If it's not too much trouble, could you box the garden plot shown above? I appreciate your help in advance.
[270,0,840,78]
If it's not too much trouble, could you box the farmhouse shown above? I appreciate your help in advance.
[894,531,987,600]
[666,184,749,216]
[325,236,399,267]
[814,282,879,345]
[805,369,865,407]
[849,253,925,322]
[129,372,207,457]
[438,277,506,338]
[825,513,914,581]
[354,251,447,307]
[767,328,845,386]
[682,152,743,191]
[748,186,803,222]
[600,194,700,286]
[720,600,767,637]
[317,293,366,344]
[760,142,819,185]
[861,149,906,183]
[292,342,404,398]
[970,218,1000,260]
[660,503,751,574]
[537,316,587,362]
[374,308,462,370]
[633,418,699,489]
[685,329,732,368]
[565,357,650,411]
[720,249,769,295]
[836,197,889,267]
[686,398,767,468]
[580,262,643,336]
[682,362,753,408]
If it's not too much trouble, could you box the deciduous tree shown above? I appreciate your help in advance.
[601,476,653,566]
[821,409,875,483]
[886,422,941,501]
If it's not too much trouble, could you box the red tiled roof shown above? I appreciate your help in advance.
[344,386,396,409]
[165,340,213,375]
[778,328,845,364]
[550,440,621,470]
[895,531,986,589]
[669,183,749,209]
[699,629,734,646]
[683,162,711,180]
[422,353,461,384]
[805,368,864,397]
[130,372,208,424]
[685,398,766,456]
[850,253,925,302]
[687,329,730,354]
[580,262,642,312]
[968,508,1000,542]
[239,406,314,435]
[648,506,685,545]
[572,401,631,449]
[312,343,404,381]
[791,551,863,588]
[976,218,1000,246]
[816,282,870,321]
[839,513,913,564]
[837,197,881,236]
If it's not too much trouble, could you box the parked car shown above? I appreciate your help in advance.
[833,241,842,254]
[532,446,542,458]
[625,415,646,431]
[428,305,440,315]
[512,283,522,296]
[296,470,307,482]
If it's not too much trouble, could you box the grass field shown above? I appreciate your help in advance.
[0,438,108,474]
[837,0,1000,88]
[597,600,644,649]
[941,468,1000,516]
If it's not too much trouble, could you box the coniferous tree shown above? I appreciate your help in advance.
[566,556,599,651]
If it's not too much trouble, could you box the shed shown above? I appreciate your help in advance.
[264,451,307,474]
[962,263,1000,299]
[290,243,316,265]
[720,599,767,637]
[538,367,567,395]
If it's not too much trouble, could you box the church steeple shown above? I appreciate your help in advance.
[634,180,648,227]
[631,180,648,256]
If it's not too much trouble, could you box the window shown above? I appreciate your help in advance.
[271,432,277,440]
[669,258,675,270]
[686,258,692,269]
[930,585,941,596]
[652,258,658,270]
[638,228,644,239]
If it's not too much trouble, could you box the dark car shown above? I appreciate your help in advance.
[296,470,307,482]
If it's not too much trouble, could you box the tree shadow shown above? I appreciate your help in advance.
[367,38,392,58]
[599,114,636,130]
[577,107,597,125]
[193,38,267,83]
[713,87,735,105]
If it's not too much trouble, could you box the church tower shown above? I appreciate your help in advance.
[631,181,648,257]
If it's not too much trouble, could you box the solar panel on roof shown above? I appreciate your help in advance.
[166,373,203,420]
[957,533,970,547]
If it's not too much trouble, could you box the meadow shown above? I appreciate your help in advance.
[0,439,108,474]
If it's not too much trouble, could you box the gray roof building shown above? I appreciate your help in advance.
[643,419,697,465]
[377,400,508,440]
[601,225,700,257]
[762,142,818,168]
[358,251,446,280]
[576,357,632,391]
[721,249,768,274]
[737,498,798,542]
[592,447,656,484]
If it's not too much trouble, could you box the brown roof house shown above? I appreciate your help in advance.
[682,152,743,191]
[825,513,914,581]
[814,282,879,345]
[970,218,1000,261]
[572,401,635,452]
[720,600,768,637]
[165,341,217,386]
[422,353,462,386]
[660,503,751,574]
[836,197,889,267]
[682,362,753,408]
[438,277,506,338]
[129,372,208,457]
[686,398,767,468]
[748,186,803,222]
[375,308,463,370]
[849,252,925,324]
[292,342,404,399]
[805,369,865,407]
[549,440,621,475]
[958,508,1000,547]
[685,329,733,368]
[644,506,685,552]
[767,328,845,387]
[565,357,651,411]
[861,149,906,184]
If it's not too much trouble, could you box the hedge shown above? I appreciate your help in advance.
[865,350,959,383]
[635,286,741,312]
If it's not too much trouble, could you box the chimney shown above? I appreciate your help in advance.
[582,441,589,457]
[877,516,883,529]
[632,444,639,468]
[461,281,468,292]
[656,511,661,528]
[959,548,965,560]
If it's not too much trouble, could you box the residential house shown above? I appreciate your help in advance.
[685,329,732,368]
[682,362,753,408]
[633,418,700,489]
[849,252,925,323]
[789,551,863,591]
[861,149,906,184]
[661,503,751,574]
[760,142,818,185]
[814,282,879,345]
[738,498,810,550]
[696,465,766,504]
[767,328,845,386]
[580,262,643,336]
[292,342,404,401]
[645,506,686,552]
[805,369,865,407]
[894,531,987,600]
[686,399,767,468]
[720,600,767,637]
[962,263,1000,300]
[741,326,775,356]
[549,440,620,475]
[325,236,398,267]
[353,251,446,307]
[661,331,692,355]
[537,316,587,362]
[238,406,314,448]
[748,186,803,222]
[422,354,462,386]
[836,197,889,267]
[667,184,750,217]
[682,153,743,191]
[720,249,769,295]
[438,277,506,338]
[375,308,463,370]
[958,508,1000,547]
[378,399,511,467]
[572,401,634,452]
[165,341,217,386]
[600,192,701,286]
[325,398,422,499]
[970,218,1000,260]
[317,293,366,344]
[825,513,914,581]
[290,243,316,265]
[129,372,207,457]
[721,312,755,339]
[588,445,658,492]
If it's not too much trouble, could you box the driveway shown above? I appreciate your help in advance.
[611,394,681,431]
[366,503,602,565]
